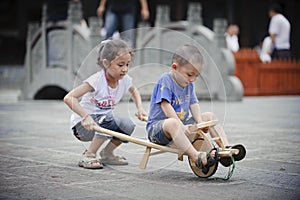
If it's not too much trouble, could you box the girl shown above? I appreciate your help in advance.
[64,38,147,169]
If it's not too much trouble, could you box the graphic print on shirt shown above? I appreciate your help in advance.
[90,96,115,110]
[161,84,189,121]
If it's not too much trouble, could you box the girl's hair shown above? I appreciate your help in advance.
[97,38,133,68]
[172,44,204,67]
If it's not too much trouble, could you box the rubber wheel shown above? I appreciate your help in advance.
[232,144,246,161]
[219,144,246,167]
[188,138,218,178]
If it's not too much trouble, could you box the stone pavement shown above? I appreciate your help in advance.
[0,89,299,200]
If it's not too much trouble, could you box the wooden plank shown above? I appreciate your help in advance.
[94,124,181,154]
[196,120,219,129]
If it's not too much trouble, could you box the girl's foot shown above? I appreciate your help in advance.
[78,150,103,169]
[100,150,128,165]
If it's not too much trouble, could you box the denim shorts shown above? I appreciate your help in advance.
[147,117,195,146]
[72,113,135,142]
[147,120,171,145]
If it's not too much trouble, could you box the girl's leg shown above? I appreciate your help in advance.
[87,135,106,153]
[100,115,135,163]
[201,112,230,148]
[102,139,121,153]
[80,134,106,169]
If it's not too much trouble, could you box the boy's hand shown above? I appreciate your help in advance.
[201,127,209,133]
[187,124,198,133]
[188,124,209,133]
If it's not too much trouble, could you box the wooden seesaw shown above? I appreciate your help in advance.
[93,118,240,178]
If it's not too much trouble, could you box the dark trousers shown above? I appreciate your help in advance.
[271,49,291,59]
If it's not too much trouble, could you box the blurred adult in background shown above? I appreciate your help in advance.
[97,0,149,47]
[256,36,272,63]
[268,3,291,59]
[225,24,240,52]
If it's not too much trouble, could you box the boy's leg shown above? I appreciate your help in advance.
[163,118,211,165]
[201,112,229,148]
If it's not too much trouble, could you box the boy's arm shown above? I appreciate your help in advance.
[160,100,181,122]
[190,103,203,123]
[129,86,147,119]
[190,103,210,133]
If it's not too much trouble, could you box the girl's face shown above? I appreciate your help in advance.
[104,52,131,81]
[172,62,202,87]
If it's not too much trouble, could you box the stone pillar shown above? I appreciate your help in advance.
[89,17,103,48]
[187,2,203,25]
[213,18,227,48]
[67,1,82,24]
[155,5,170,27]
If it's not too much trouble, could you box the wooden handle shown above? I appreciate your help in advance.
[196,120,219,129]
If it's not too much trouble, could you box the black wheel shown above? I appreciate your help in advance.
[188,138,218,178]
[219,144,246,167]
[232,144,246,161]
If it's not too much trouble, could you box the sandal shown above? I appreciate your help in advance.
[196,147,219,174]
[78,151,103,169]
[100,150,128,166]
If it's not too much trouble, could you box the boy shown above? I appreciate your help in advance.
[146,44,230,174]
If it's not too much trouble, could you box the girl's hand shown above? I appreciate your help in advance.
[81,115,96,131]
[136,109,148,122]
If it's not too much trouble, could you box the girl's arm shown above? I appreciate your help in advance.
[64,83,95,130]
[129,86,147,120]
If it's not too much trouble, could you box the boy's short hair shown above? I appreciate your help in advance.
[172,44,204,67]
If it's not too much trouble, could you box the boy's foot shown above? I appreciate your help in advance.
[196,147,219,174]
[100,150,128,165]
[78,150,103,169]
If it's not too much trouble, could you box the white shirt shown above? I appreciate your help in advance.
[259,36,272,63]
[70,70,132,128]
[225,33,240,52]
[269,14,291,49]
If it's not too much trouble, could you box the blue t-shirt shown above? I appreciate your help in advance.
[146,72,199,131]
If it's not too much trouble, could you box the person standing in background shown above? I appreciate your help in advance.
[97,0,149,47]
[268,3,291,59]
[225,24,240,52]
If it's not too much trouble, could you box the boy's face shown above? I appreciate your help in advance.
[172,62,203,87]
